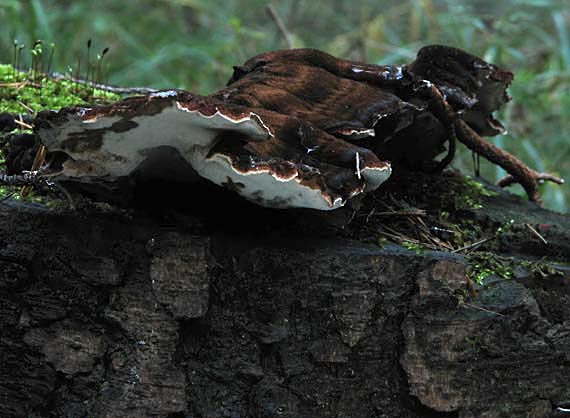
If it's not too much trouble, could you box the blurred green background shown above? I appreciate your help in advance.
[1,0,568,211]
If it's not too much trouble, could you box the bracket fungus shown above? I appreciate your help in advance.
[32,45,562,209]
[35,91,390,210]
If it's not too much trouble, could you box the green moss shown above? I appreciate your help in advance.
[440,175,499,211]
[449,219,484,248]
[466,252,514,285]
[463,176,499,198]
[499,402,513,416]
[464,336,485,353]
[430,175,503,249]
[0,64,120,114]
[0,63,121,203]
[402,241,427,255]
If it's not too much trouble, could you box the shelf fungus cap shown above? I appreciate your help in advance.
[410,45,513,136]
[35,90,392,210]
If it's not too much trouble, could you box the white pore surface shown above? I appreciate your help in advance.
[361,165,392,191]
[193,153,345,210]
[40,103,270,178]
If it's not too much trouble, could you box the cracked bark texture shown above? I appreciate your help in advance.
[1,197,569,418]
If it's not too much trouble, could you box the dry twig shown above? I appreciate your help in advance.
[451,236,497,253]
[50,72,158,95]
[461,302,505,317]
[525,223,548,245]
[21,145,47,198]
[266,4,294,49]
[14,118,33,130]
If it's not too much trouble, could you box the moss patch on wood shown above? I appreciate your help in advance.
[0,62,122,202]
[0,64,120,114]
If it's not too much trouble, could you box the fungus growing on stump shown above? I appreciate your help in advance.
[32,45,562,209]
[36,91,391,210]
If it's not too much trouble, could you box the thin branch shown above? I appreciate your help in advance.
[525,223,548,245]
[18,101,36,115]
[49,72,158,95]
[266,4,294,49]
[455,119,564,203]
[377,229,440,251]
[369,209,427,217]
[21,145,47,198]
[14,118,33,130]
[0,192,15,203]
[0,172,74,209]
[0,81,28,88]
[461,302,505,317]
[451,236,497,253]
[1,172,45,187]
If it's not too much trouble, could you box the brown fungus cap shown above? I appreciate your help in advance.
[34,45,514,210]
[409,45,514,136]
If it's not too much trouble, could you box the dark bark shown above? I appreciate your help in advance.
[1,190,569,418]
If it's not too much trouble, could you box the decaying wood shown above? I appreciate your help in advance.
[1,195,570,417]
